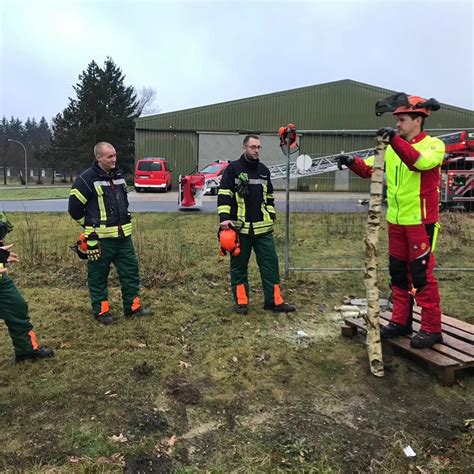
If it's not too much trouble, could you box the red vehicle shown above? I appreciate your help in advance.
[198,160,230,195]
[439,131,474,211]
[134,157,172,193]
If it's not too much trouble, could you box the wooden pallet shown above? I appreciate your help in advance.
[341,307,474,385]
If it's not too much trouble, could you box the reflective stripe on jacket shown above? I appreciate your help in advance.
[68,161,132,238]
[350,132,445,225]
[217,155,276,236]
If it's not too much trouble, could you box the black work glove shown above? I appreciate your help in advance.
[376,127,396,141]
[337,155,355,171]
[86,231,101,261]
[0,247,10,264]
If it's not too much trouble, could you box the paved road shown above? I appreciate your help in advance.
[0,191,370,213]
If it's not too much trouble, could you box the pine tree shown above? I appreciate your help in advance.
[0,117,9,184]
[50,58,139,174]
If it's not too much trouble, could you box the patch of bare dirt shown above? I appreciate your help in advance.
[166,375,202,405]
[124,453,172,474]
[131,409,169,435]
[131,361,154,379]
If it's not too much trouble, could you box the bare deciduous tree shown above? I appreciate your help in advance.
[135,86,161,117]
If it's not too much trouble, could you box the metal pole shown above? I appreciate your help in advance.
[284,130,291,278]
[8,139,28,188]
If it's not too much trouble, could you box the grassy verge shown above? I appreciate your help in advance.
[0,212,472,472]
[0,187,71,201]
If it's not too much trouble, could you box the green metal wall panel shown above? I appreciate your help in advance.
[135,80,473,188]
[135,130,197,186]
[136,80,473,133]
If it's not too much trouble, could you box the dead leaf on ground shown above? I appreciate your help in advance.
[164,434,178,447]
[155,434,179,455]
[108,433,128,443]
[179,360,191,369]
[97,454,125,465]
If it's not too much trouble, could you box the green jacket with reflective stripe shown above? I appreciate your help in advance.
[68,161,132,238]
[217,155,276,236]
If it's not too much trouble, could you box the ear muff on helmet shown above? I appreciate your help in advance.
[393,95,433,117]
[375,92,440,117]
[218,228,240,257]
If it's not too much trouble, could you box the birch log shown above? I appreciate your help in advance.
[363,136,388,377]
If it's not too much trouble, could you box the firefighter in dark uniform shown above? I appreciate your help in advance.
[0,212,54,362]
[217,134,295,315]
[68,142,151,324]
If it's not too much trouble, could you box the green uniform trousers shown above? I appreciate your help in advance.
[230,232,280,306]
[87,236,140,316]
[0,275,36,356]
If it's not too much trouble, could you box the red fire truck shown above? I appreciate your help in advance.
[439,131,474,211]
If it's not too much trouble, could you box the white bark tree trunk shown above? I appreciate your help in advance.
[363,136,388,377]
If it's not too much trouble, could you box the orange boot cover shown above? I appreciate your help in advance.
[236,284,248,305]
[274,285,283,306]
[99,301,110,316]
[28,330,38,350]
[131,296,141,312]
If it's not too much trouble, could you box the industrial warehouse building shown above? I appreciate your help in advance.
[134,79,474,191]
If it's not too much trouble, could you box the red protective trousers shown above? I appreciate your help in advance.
[388,223,442,333]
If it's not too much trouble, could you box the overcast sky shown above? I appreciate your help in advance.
[1,0,473,123]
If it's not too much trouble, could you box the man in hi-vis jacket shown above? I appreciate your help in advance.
[68,142,151,325]
[338,95,445,349]
[218,135,295,315]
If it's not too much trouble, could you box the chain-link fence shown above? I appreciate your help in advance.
[280,128,474,274]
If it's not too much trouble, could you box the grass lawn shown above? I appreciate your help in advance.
[0,186,71,201]
[0,212,472,472]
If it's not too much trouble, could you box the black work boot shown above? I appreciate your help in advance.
[95,312,114,325]
[16,347,55,362]
[264,303,296,313]
[234,304,248,315]
[380,322,413,340]
[410,331,443,349]
[126,307,153,319]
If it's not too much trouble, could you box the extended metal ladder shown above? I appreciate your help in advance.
[268,131,467,180]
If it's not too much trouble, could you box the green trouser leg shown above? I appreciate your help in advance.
[230,234,252,303]
[88,239,114,316]
[252,233,281,306]
[0,275,35,356]
[115,237,140,316]
[88,236,140,316]
[230,233,280,306]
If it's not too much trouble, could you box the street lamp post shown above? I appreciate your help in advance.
[7,139,28,188]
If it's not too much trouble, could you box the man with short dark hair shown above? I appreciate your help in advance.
[68,142,151,324]
[0,212,54,362]
[338,95,445,349]
[218,135,295,315]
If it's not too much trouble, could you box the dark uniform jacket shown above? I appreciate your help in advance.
[68,161,132,238]
[217,155,276,236]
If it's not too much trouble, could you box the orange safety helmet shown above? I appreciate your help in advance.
[393,95,431,117]
[71,232,88,260]
[278,123,298,154]
[219,228,240,257]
